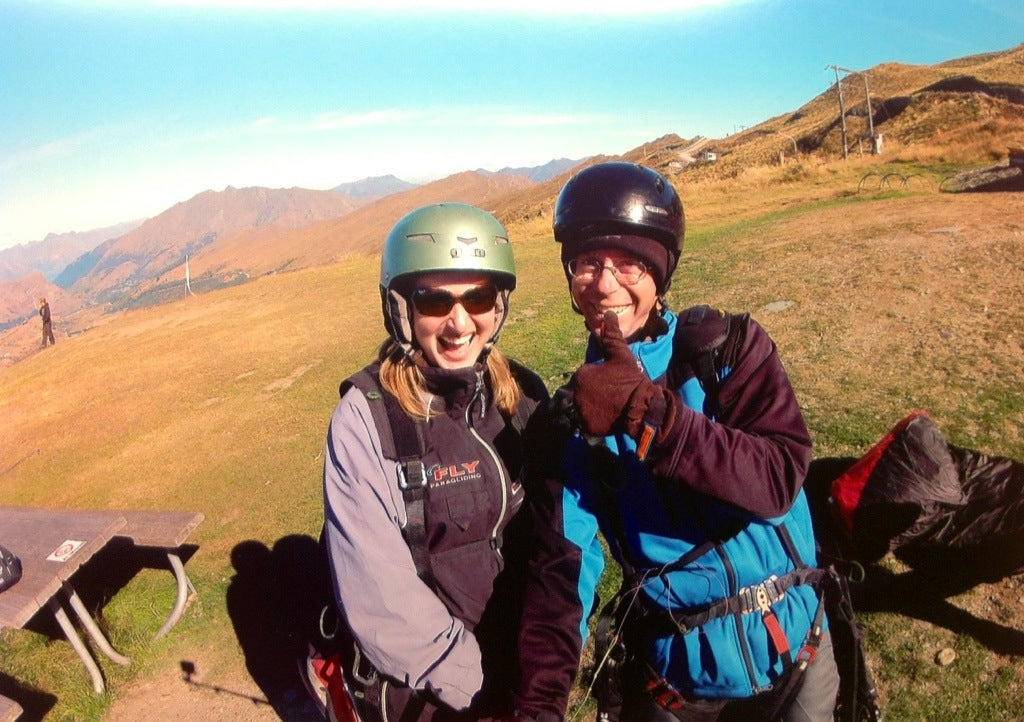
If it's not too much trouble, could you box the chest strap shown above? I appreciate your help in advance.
[638,566,827,636]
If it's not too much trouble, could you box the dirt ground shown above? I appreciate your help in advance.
[103,658,323,722]
[84,188,1024,719]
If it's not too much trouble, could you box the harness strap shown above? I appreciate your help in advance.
[775,521,808,568]
[637,567,827,635]
[761,580,828,720]
[639,593,827,720]
[382,390,434,585]
[344,369,435,587]
[668,305,736,417]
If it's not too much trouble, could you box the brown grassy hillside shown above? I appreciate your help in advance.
[693,43,1024,176]
[168,170,536,281]
[493,45,1024,230]
[5,43,1022,372]
[69,186,371,301]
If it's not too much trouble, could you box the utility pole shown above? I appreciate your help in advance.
[861,71,875,139]
[828,64,879,157]
[829,65,849,159]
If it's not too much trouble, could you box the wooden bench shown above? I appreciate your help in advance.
[0,694,22,722]
[0,507,203,694]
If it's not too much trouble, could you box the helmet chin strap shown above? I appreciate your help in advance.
[475,288,511,364]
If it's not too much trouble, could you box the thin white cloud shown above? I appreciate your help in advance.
[308,109,426,132]
[0,127,109,173]
[191,107,611,143]
[182,109,426,143]
[487,112,606,128]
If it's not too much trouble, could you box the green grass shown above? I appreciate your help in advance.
[2,177,1023,720]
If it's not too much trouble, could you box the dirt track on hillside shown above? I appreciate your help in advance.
[98,187,1024,720]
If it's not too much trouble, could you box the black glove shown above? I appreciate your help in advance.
[571,311,676,454]
[547,384,579,436]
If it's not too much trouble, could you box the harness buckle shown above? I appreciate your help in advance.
[397,461,427,491]
[738,585,755,614]
[796,643,818,669]
[738,574,785,615]
[350,643,379,687]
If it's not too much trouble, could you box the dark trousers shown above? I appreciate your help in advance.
[42,321,55,346]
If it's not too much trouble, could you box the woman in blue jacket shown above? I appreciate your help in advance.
[513,163,840,722]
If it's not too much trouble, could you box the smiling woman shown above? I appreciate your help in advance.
[410,274,499,369]
[311,202,551,720]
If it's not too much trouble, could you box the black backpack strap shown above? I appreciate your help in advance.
[825,566,882,722]
[342,368,434,588]
[669,304,740,417]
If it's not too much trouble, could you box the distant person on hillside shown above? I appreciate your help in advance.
[39,296,55,347]
[307,203,550,721]
[513,162,841,721]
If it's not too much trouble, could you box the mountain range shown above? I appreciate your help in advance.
[1,42,1021,365]
[0,160,581,328]
[0,220,143,283]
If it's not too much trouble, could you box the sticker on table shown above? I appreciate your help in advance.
[48,540,86,562]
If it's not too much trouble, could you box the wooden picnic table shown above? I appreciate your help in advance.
[111,509,204,639]
[0,506,203,695]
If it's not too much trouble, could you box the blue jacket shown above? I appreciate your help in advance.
[515,307,820,715]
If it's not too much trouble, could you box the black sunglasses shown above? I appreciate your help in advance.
[411,285,499,317]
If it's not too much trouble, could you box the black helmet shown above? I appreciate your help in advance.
[554,162,684,292]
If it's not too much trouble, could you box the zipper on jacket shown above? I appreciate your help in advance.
[715,545,761,692]
[466,371,509,555]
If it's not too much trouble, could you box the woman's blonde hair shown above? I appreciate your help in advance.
[376,340,521,420]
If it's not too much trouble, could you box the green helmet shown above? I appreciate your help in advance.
[379,203,517,354]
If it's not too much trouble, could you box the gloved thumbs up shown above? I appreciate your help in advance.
[592,308,635,364]
[571,311,640,436]
[571,311,678,455]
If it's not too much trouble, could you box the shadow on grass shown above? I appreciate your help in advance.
[226,535,326,721]
[850,563,1024,656]
[16,539,202,643]
[0,672,56,722]
[4,539,204,713]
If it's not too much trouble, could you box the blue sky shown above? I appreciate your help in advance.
[1,0,1022,250]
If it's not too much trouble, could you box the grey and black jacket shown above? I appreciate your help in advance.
[323,359,547,716]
